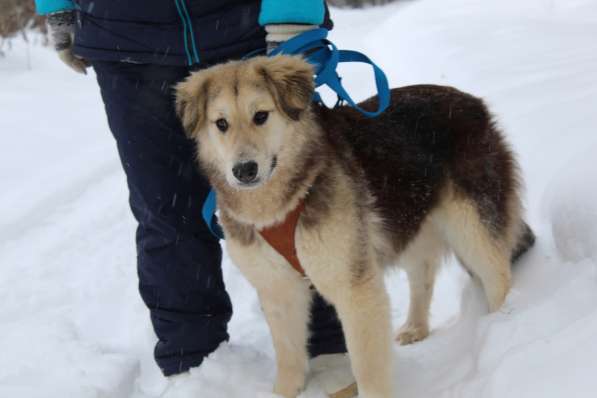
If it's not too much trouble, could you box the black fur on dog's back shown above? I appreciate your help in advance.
[315,85,526,254]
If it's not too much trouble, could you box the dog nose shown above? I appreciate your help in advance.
[232,161,259,183]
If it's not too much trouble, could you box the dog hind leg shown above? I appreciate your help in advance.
[396,221,444,344]
[397,259,439,345]
[433,199,511,312]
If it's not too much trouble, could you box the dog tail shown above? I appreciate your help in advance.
[511,222,536,264]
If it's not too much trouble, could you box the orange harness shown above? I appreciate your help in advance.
[258,200,306,277]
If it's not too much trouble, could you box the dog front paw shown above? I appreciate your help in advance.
[396,323,429,345]
[273,367,306,398]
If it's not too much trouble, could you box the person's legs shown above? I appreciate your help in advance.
[93,61,232,376]
[309,291,347,357]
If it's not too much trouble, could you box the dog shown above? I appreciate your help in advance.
[175,55,535,398]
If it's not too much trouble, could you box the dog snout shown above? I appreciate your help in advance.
[232,161,259,184]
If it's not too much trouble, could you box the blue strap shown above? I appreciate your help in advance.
[202,28,391,239]
[270,28,391,117]
[270,28,329,56]
[202,189,224,239]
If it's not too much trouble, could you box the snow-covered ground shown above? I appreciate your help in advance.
[2,0,597,396]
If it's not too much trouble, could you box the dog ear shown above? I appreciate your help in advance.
[175,73,211,138]
[256,55,315,121]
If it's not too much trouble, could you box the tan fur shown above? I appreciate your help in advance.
[430,186,512,312]
[395,217,445,344]
[176,56,323,230]
[175,56,530,398]
[296,162,394,398]
[226,233,312,397]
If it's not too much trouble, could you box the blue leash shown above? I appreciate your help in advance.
[202,189,224,239]
[270,28,390,117]
[203,28,391,239]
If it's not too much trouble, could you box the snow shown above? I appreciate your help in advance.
[1,0,597,396]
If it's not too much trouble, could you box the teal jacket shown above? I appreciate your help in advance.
[35,0,326,25]
[34,0,330,65]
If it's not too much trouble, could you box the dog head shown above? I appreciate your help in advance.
[175,55,315,190]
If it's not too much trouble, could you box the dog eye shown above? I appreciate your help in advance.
[215,118,228,132]
[253,111,269,126]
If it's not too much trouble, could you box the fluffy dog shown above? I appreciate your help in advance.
[175,55,535,398]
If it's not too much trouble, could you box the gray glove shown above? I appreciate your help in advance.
[47,11,88,74]
[265,24,318,53]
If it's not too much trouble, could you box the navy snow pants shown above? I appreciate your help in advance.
[92,60,346,376]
